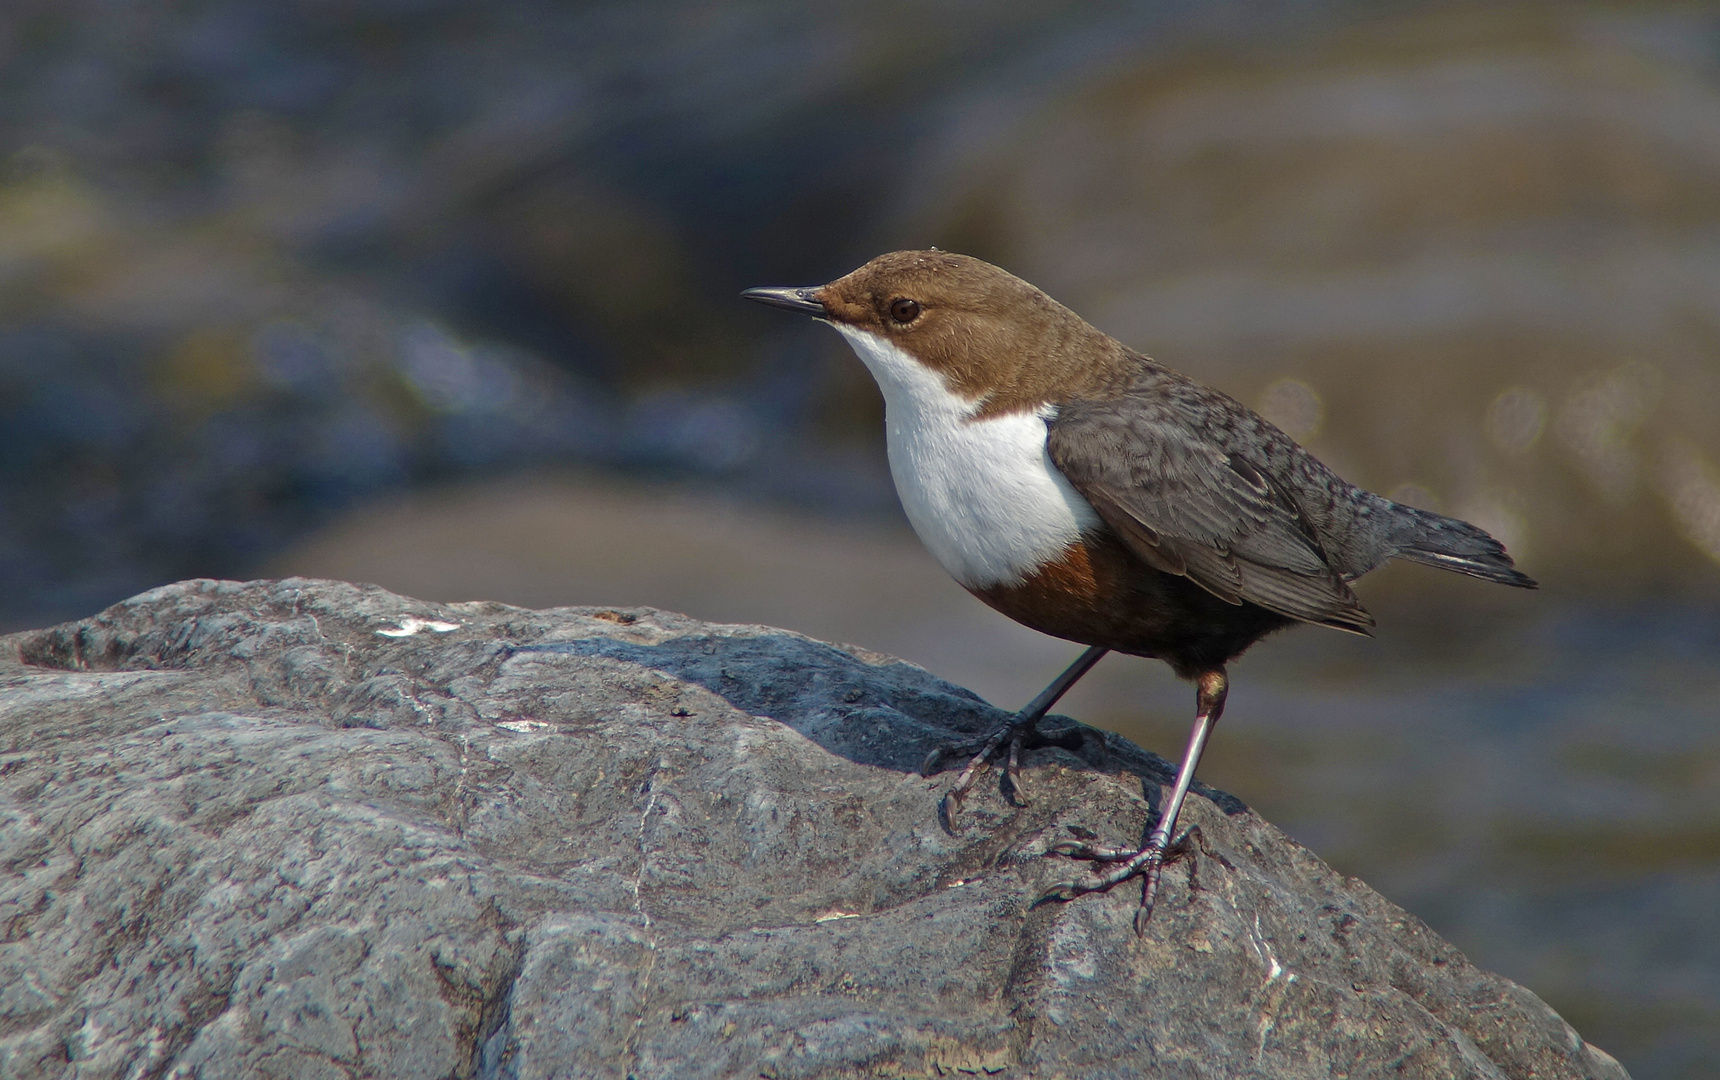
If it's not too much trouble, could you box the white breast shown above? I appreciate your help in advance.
[835,326,1101,588]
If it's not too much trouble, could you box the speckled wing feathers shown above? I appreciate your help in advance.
[1047,385,1376,635]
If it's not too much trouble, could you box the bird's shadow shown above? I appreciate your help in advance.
[516,630,1248,819]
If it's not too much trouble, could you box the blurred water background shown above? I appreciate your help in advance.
[3,2,1719,1074]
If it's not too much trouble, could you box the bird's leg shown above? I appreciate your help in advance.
[922,645,1108,817]
[1043,668,1228,934]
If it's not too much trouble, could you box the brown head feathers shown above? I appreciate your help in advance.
[814,250,1137,415]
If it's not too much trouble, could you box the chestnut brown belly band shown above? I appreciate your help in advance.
[969,532,1293,678]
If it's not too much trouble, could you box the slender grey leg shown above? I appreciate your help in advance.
[1043,668,1228,933]
[923,645,1109,817]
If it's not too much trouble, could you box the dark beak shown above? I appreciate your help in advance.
[740,286,826,317]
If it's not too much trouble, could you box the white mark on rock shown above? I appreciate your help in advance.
[814,911,861,923]
[1248,913,1293,985]
[1247,912,1296,1063]
[376,616,461,637]
[496,719,553,733]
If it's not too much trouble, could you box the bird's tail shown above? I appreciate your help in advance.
[1387,504,1538,588]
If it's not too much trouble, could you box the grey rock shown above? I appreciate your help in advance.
[0,578,1626,1079]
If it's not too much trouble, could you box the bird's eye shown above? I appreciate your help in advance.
[888,298,921,324]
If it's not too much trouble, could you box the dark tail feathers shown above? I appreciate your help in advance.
[1388,505,1538,589]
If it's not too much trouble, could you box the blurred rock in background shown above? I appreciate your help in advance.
[4,2,1719,630]
[3,2,1719,1076]
[5,1,1720,626]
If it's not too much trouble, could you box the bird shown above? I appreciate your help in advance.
[742,250,1535,931]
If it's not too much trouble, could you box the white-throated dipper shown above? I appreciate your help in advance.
[743,250,1535,930]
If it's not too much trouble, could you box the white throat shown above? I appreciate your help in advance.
[834,325,1100,588]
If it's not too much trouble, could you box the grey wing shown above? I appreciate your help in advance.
[1047,397,1375,635]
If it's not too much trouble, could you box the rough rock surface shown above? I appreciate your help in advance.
[0,579,1627,1080]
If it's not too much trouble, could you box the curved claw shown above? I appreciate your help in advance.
[936,790,963,833]
[1035,880,1086,905]
[1133,900,1156,936]
[919,746,948,777]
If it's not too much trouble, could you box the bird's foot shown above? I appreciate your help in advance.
[921,718,1035,826]
[1040,827,1211,934]
[1041,839,1169,934]
[922,645,1110,829]
[923,719,1085,825]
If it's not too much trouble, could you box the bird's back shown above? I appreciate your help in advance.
[1046,353,1534,629]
